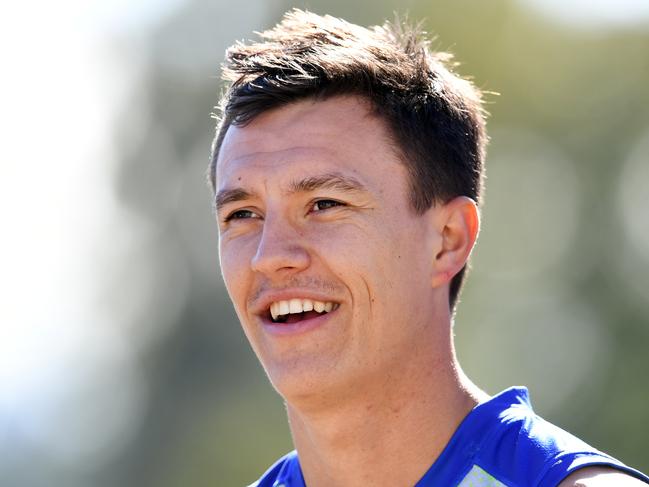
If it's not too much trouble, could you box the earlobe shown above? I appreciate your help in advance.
[431,196,480,288]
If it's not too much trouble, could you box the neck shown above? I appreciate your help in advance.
[285,321,487,487]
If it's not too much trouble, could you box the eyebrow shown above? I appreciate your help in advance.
[214,187,255,212]
[214,172,368,212]
[288,172,367,194]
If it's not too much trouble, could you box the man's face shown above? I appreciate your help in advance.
[215,96,440,401]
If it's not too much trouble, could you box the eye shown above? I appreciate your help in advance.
[224,209,261,222]
[310,199,345,212]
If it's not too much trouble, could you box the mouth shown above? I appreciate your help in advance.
[267,298,340,324]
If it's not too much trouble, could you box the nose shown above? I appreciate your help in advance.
[250,216,311,277]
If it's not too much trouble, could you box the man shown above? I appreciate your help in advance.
[209,9,649,487]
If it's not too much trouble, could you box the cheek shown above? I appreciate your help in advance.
[358,219,430,299]
[219,240,251,304]
[325,229,396,302]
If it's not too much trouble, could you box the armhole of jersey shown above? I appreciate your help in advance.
[538,453,649,486]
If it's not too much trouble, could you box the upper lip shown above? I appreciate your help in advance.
[250,289,342,317]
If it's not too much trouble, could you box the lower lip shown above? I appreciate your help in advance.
[261,308,337,337]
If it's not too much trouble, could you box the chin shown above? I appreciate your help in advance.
[263,355,367,411]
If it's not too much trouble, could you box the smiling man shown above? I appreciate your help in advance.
[208,10,648,487]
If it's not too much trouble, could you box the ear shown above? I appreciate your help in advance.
[430,196,480,289]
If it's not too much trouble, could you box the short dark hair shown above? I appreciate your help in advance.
[209,9,488,309]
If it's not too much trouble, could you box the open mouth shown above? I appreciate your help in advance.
[268,298,339,324]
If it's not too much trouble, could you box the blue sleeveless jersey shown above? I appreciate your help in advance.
[249,387,649,486]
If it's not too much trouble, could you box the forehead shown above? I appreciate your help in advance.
[215,96,403,187]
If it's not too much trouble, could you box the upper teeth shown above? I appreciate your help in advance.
[270,299,337,320]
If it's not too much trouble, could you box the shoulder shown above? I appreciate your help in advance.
[490,411,649,486]
[467,388,649,486]
[474,392,593,479]
[558,466,649,486]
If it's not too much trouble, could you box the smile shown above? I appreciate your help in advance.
[269,298,340,323]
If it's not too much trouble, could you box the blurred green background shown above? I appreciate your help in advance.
[2,0,648,486]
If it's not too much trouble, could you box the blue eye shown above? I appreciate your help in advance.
[311,200,344,212]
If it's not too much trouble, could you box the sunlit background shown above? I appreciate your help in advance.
[1,0,648,485]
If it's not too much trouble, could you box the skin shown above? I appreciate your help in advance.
[214,95,643,486]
